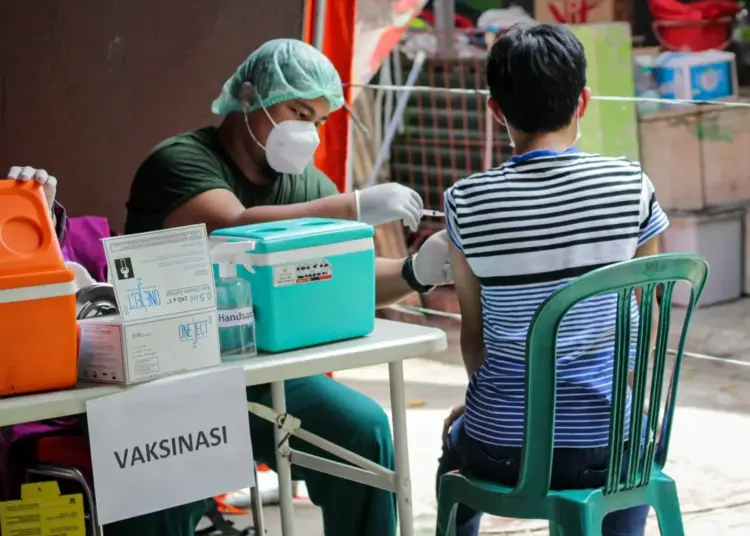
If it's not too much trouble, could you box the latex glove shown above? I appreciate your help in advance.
[67,261,97,292]
[357,183,423,232]
[413,230,453,286]
[7,166,58,211]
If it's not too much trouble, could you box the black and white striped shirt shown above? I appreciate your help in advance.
[445,148,669,448]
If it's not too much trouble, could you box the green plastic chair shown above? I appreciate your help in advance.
[436,253,709,536]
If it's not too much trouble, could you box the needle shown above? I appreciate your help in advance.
[422,209,445,217]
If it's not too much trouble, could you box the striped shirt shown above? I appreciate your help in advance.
[444,148,669,448]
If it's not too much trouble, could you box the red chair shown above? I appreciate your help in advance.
[27,435,100,536]
[32,436,262,535]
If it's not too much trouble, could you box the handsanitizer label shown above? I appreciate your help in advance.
[218,308,254,328]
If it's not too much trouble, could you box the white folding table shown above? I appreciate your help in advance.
[0,318,447,536]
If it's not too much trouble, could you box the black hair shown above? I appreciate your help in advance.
[486,23,586,134]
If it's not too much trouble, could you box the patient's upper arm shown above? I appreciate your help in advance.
[449,242,483,343]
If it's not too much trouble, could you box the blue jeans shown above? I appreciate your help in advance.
[436,416,650,536]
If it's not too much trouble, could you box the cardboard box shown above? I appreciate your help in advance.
[80,225,222,384]
[652,51,738,104]
[639,103,750,210]
[78,312,220,384]
[633,49,662,116]
[0,482,85,536]
[534,0,632,24]
[661,208,743,307]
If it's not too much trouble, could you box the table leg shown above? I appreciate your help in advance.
[271,381,296,536]
[388,360,414,536]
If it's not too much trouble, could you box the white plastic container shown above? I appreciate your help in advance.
[211,241,257,361]
[661,209,743,306]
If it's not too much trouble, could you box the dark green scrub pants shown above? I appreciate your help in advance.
[103,375,397,536]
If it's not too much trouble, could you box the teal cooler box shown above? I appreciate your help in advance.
[210,218,376,352]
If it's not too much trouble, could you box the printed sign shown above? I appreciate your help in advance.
[86,368,254,524]
[0,482,85,536]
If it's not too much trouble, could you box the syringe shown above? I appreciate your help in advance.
[422,209,445,218]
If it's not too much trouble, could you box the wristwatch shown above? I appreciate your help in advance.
[402,255,434,294]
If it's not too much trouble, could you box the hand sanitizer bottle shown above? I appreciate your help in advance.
[211,242,257,361]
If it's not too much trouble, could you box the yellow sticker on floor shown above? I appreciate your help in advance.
[0,482,85,536]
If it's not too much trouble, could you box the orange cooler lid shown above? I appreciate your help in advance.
[0,180,70,291]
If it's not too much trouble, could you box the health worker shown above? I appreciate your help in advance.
[116,38,453,536]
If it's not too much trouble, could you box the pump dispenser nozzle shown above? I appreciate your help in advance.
[210,241,256,278]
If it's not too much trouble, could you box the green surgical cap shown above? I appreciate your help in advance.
[211,38,345,115]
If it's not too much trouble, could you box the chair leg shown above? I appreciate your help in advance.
[435,502,458,536]
[653,486,686,536]
[552,509,602,536]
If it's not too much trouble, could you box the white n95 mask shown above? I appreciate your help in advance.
[265,120,320,175]
[245,104,320,175]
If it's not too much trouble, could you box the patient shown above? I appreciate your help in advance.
[435,24,669,536]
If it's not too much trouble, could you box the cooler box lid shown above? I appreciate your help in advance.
[211,218,374,255]
[0,180,74,293]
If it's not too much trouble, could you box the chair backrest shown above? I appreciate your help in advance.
[514,254,709,497]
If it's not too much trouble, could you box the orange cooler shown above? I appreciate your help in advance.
[0,180,77,396]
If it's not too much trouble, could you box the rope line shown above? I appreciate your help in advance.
[388,304,750,368]
[346,82,750,108]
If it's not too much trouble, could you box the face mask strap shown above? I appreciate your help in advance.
[243,94,281,152]
[259,102,278,128]
[491,110,515,148]
[243,111,266,152]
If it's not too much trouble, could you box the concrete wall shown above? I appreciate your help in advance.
[0,0,305,230]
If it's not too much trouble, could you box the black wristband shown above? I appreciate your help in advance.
[402,255,434,294]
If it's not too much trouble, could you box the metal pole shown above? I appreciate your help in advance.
[271,381,296,535]
[375,58,391,145]
[484,105,494,169]
[433,0,456,57]
[392,46,406,134]
[389,360,415,536]
[313,0,327,51]
[250,465,266,535]
[365,51,426,188]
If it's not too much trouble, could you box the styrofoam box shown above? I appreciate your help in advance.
[661,209,744,307]
[639,103,750,211]
[652,50,738,104]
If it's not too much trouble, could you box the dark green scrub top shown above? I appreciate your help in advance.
[124,126,339,234]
